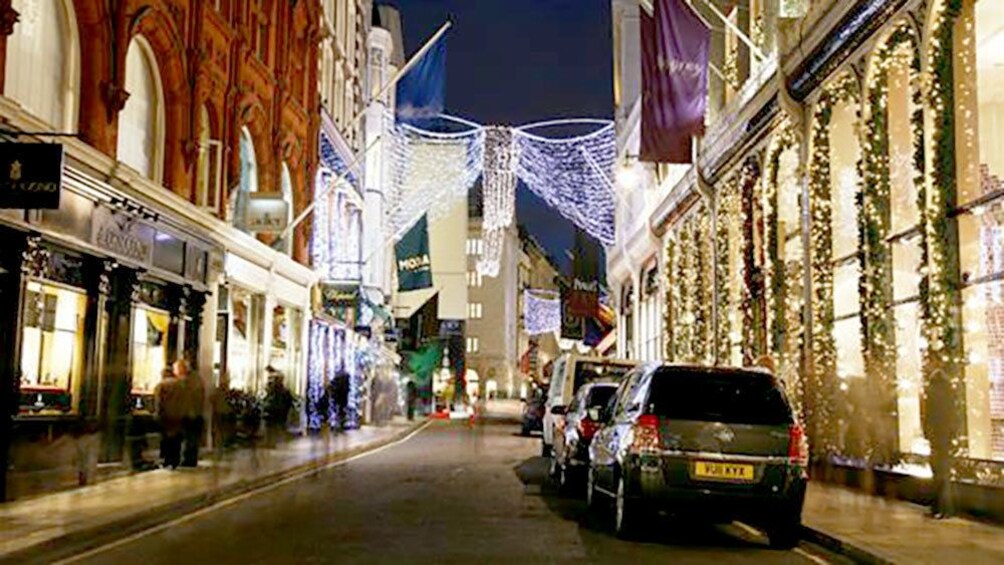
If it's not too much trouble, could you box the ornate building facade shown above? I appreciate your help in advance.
[610,0,1004,517]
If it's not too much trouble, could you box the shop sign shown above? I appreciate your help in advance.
[560,288,584,341]
[91,206,154,265]
[319,283,359,326]
[0,143,63,209]
[439,319,464,337]
[395,215,433,291]
[245,193,289,232]
[567,278,599,318]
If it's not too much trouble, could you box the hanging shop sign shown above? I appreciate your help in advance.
[395,215,433,291]
[0,143,63,209]
[91,206,155,265]
[439,319,464,338]
[567,278,600,318]
[245,193,289,233]
[318,283,359,326]
[560,288,585,341]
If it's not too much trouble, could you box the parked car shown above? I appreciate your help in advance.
[520,386,547,436]
[542,354,637,456]
[551,381,620,491]
[588,364,808,547]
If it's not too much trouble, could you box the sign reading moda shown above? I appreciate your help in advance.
[395,214,433,291]
[0,143,63,209]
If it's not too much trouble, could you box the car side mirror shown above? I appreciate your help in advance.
[587,407,602,421]
[550,405,567,416]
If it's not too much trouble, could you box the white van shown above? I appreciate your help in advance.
[541,354,637,456]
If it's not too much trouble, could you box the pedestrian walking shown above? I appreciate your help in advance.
[263,368,294,447]
[406,380,418,421]
[174,359,205,468]
[155,368,184,469]
[331,370,351,432]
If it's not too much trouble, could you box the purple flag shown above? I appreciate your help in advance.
[641,0,710,164]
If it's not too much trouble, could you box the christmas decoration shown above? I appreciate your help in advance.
[523,289,561,336]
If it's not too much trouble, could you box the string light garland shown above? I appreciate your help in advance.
[513,121,617,246]
[523,289,561,336]
[478,126,519,276]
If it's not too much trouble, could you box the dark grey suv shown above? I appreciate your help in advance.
[587,364,808,547]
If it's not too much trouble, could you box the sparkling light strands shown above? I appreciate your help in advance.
[478,126,518,276]
[386,117,484,240]
[523,289,561,336]
[514,120,617,246]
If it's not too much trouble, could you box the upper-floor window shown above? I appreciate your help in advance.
[280,162,295,255]
[196,106,223,214]
[117,36,164,182]
[4,0,79,132]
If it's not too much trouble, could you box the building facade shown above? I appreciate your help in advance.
[517,228,562,395]
[610,0,1004,514]
[0,0,327,500]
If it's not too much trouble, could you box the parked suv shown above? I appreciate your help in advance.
[588,364,808,547]
[542,354,637,456]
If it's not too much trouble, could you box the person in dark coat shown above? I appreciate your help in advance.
[406,380,418,421]
[174,359,205,467]
[331,370,351,432]
[155,368,184,469]
[263,368,294,447]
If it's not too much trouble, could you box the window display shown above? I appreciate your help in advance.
[131,306,170,396]
[19,281,87,414]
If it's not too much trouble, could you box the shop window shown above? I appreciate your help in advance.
[117,36,164,182]
[957,0,1004,461]
[19,281,86,415]
[4,0,79,131]
[830,101,861,259]
[834,316,864,380]
[130,306,170,402]
[229,287,262,391]
[270,304,302,388]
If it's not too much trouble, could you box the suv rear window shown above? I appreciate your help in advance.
[647,368,792,425]
[585,385,618,409]
[572,362,633,393]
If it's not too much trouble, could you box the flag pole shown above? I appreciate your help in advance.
[278,19,453,245]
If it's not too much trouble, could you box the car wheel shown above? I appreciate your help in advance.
[766,513,802,550]
[614,473,643,539]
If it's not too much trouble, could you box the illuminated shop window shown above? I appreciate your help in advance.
[131,306,170,396]
[19,281,86,414]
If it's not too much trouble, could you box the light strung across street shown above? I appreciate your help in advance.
[523,288,562,335]
[383,115,617,277]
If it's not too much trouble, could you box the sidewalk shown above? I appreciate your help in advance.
[0,419,425,564]
[803,482,1004,564]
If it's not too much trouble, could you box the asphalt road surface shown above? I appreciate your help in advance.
[65,413,848,564]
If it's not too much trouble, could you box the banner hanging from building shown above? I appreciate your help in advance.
[395,214,433,291]
[640,0,710,164]
[524,289,561,336]
[396,36,446,123]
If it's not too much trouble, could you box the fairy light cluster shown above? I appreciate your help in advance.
[386,120,485,239]
[523,289,561,336]
[513,122,617,246]
[664,202,714,365]
[478,126,518,276]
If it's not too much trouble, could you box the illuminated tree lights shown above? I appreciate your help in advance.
[524,289,561,336]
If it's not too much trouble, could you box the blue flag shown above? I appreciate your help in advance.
[396,37,446,122]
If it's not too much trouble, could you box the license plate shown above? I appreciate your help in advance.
[692,461,755,482]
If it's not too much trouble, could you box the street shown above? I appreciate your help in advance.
[66,410,844,565]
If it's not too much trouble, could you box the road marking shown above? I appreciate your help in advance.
[55,421,432,565]
[733,522,831,564]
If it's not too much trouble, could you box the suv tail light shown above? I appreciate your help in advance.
[630,414,661,454]
[788,423,809,467]
[578,418,600,439]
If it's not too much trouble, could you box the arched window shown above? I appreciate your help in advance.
[3,0,79,131]
[117,37,164,181]
[280,162,294,254]
[828,98,864,381]
[195,106,223,213]
[231,127,259,229]
[955,0,1004,461]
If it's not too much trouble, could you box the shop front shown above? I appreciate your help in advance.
[0,160,216,500]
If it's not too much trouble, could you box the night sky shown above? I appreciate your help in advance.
[389,0,613,275]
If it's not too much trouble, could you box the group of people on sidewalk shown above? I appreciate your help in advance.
[154,360,204,469]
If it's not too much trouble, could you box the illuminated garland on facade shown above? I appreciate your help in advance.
[807,72,859,458]
[739,158,765,365]
[859,22,922,463]
[714,176,740,364]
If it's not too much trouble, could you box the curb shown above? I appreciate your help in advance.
[0,420,429,565]
[801,525,898,565]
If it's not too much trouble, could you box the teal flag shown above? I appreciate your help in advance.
[396,215,433,291]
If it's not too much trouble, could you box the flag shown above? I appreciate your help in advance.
[641,0,710,164]
[395,215,433,291]
[396,36,446,122]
